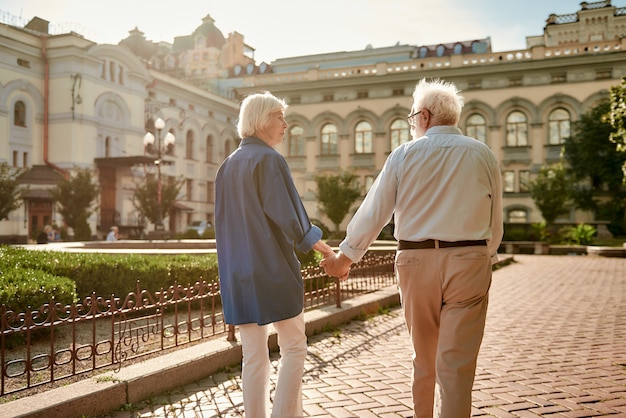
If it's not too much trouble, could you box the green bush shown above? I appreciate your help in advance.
[179,229,201,239]
[530,222,549,241]
[503,224,532,241]
[0,246,219,300]
[559,223,596,245]
[0,267,76,313]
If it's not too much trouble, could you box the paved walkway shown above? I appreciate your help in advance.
[102,255,626,417]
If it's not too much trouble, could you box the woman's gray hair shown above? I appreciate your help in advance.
[237,91,288,139]
[412,78,464,125]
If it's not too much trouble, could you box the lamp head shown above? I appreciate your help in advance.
[143,132,155,146]
[164,132,176,146]
[154,118,165,130]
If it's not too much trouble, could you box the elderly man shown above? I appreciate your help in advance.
[322,78,503,417]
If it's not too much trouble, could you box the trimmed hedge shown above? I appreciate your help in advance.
[0,246,219,303]
[0,267,76,313]
[0,244,319,311]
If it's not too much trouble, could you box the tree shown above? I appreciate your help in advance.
[0,163,25,221]
[609,76,626,181]
[563,100,626,235]
[315,171,362,233]
[529,162,572,232]
[50,167,100,241]
[132,175,184,227]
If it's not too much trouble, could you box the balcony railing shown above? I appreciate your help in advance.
[0,250,396,396]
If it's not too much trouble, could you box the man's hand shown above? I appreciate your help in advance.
[320,252,352,281]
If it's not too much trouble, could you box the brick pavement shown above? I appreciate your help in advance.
[103,255,626,417]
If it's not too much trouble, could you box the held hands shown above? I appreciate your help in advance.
[312,240,352,281]
[320,252,351,281]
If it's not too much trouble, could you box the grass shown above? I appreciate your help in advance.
[592,236,625,247]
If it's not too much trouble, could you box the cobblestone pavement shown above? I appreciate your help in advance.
[105,255,626,417]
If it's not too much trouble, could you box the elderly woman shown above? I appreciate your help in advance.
[215,91,333,418]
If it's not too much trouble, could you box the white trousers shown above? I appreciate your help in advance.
[238,311,307,418]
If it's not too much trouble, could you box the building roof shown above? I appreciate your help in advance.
[21,188,54,200]
[192,15,225,49]
[17,165,65,185]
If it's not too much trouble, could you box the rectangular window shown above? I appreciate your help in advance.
[519,170,530,193]
[22,152,28,168]
[322,94,334,102]
[392,88,404,96]
[468,80,482,89]
[503,171,515,193]
[12,151,18,167]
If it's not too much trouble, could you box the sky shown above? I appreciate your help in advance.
[1,0,624,63]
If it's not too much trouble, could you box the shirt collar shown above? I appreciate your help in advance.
[240,136,270,147]
[425,125,463,135]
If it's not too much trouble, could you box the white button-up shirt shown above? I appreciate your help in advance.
[339,125,503,263]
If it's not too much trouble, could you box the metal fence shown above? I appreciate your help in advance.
[0,251,396,396]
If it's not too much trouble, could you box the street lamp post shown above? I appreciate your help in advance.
[143,117,175,231]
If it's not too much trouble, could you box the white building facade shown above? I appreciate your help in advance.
[1,1,625,242]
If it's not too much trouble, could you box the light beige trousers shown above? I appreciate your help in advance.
[395,244,492,418]
[239,311,306,418]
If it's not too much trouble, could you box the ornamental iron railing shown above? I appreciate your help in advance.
[1,251,396,396]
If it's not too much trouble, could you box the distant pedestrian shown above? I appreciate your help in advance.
[322,78,503,417]
[215,91,334,418]
[36,226,51,244]
[106,226,119,241]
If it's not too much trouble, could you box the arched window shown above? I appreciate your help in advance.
[390,119,410,150]
[548,108,571,145]
[466,113,487,144]
[436,45,445,56]
[419,47,428,58]
[453,43,463,54]
[186,131,195,160]
[354,121,373,154]
[288,126,305,156]
[506,111,528,147]
[507,208,528,223]
[206,135,214,162]
[320,124,338,155]
[224,139,235,159]
[14,101,26,127]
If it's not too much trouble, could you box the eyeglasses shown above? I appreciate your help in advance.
[407,110,422,127]
[407,109,432,126]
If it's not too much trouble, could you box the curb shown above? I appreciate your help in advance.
[0,285,401,418]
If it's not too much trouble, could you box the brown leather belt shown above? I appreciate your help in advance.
[398,239,487,250]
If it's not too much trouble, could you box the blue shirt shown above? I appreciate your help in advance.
[215,137,322,325]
